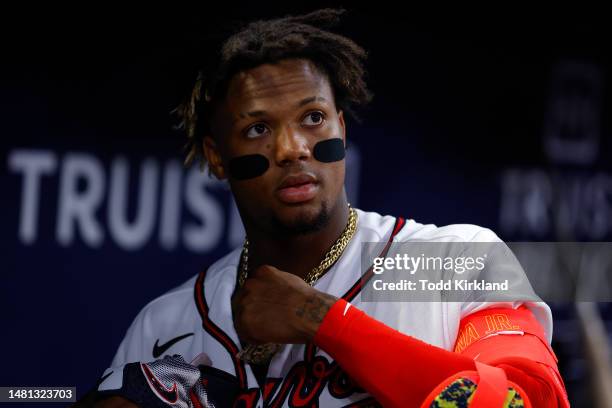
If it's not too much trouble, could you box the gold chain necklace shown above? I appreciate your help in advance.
[236,205,358,364]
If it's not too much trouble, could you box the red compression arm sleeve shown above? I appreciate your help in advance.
[313,299,568,408]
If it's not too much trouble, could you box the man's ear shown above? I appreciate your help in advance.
[338,109,346,146]
[203,136,227,180]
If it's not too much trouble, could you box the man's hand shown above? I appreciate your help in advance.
[87,356,214,408]
[232,265,338,345]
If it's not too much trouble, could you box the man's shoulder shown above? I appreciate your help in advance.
[130,248,242,324]
[126,276,197,332]
[356,208,502,243]
[109,249,243,367]
[398,221,501,243]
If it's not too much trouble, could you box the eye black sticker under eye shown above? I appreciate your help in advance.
[313,138,345,163]
[228,154,270,180]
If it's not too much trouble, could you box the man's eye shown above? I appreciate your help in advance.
[302,111,325,126]
[245,123,269,139]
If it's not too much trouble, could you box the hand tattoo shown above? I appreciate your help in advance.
[295,292,337,324]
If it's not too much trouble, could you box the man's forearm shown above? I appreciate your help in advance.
[313,299,567,407]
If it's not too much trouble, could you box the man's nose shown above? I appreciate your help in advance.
[274,125,311,166]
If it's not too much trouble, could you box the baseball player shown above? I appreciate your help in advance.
[82,9,569,408]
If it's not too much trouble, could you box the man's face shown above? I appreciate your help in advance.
[205,58,346,235]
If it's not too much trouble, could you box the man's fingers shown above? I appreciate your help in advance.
[231,291,247,317]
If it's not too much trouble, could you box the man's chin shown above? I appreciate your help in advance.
[272,202,330,235]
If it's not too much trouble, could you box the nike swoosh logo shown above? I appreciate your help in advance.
[141,363,178,403]
[152,333,194,358]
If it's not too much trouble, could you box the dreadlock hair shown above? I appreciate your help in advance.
[173,8,373,170]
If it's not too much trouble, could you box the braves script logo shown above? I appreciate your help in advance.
[234,355,374,408]
[141,362,179,403]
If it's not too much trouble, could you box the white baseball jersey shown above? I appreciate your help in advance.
[99,208,553,407]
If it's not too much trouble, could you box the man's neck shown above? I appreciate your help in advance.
[244,199,351,280]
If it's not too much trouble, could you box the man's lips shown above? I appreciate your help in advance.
[276,174,319,204]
